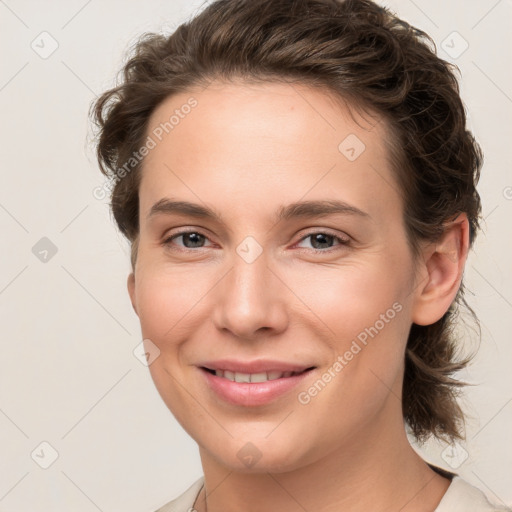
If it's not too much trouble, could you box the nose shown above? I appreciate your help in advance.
[212,248,289,341]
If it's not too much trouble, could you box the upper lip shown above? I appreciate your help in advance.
[199,359,316,374]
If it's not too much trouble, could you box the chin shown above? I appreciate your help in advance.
[201,431,312,474]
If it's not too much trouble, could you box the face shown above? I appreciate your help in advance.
[129,80,424,472]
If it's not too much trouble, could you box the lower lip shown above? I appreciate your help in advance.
[200,368,314,407]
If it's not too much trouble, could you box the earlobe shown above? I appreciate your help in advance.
[412,213,470,326]
[127,272,138,316]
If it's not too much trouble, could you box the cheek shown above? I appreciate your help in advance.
[134,264,208,341]
[290,259,411,343]
[288,259,413,401]
[133,267,206,426]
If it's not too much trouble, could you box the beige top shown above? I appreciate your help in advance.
[155,475,511,512]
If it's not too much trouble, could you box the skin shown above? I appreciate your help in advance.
[127,80,469,511]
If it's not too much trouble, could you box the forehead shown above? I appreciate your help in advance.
[139,80,401,224]
[146,79,386,154]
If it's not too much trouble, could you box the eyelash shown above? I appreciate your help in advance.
[162,229,351,254]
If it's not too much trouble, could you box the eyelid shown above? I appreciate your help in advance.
[293,229,351,251]
[297,228,350,242]
[163,228,215,249]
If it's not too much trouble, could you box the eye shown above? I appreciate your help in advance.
[163,230,214,250]
[295,231,350,252]
[162,229,350,253]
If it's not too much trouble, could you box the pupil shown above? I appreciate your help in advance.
[312,233,332,249]
[185,233,204,247]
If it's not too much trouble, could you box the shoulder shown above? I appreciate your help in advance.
[150,474,512,512]
[435,476,511,512]
[153,477,204,512]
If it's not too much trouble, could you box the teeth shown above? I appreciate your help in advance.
[211,369,303,382]
[224,370,235,381]
[235,372,251,383]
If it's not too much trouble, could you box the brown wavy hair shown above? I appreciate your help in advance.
[90,0,482,442]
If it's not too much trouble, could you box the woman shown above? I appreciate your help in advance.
[91,0,510,510]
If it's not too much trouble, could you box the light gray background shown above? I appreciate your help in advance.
[1,1,511,510]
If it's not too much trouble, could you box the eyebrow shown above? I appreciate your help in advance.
[147,198,370,224]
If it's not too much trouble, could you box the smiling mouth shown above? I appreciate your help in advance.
[201,367,315,383]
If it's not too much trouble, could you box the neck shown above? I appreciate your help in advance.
[194,401,450,512]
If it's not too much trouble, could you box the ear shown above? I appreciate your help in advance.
[127,272,138,316]
[412,213,470,326]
